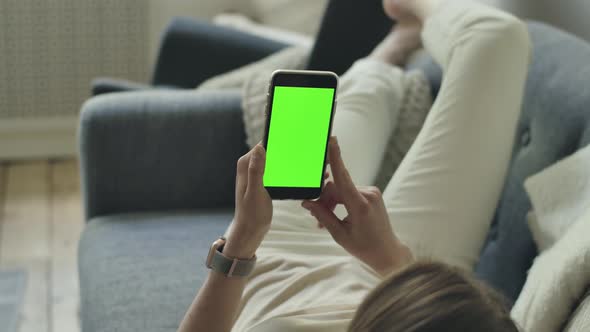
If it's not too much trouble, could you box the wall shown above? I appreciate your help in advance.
[0,0,151,159]
[0,0,261,160]
[0,0,322,159]
[0,0,149,119]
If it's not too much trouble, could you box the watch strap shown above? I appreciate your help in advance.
[210,248,257,277]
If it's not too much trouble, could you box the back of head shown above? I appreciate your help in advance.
[348,261,519,332]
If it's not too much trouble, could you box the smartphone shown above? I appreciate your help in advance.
[262,70,338,200]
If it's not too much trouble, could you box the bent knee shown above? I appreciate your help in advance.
[487,14,531,60]
[458,8,532,62]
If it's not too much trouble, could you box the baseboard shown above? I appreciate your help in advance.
[0,117,79,160]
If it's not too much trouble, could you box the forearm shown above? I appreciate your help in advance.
[178,134,271,331]
[178,271,246,332]
[178,220,266,332]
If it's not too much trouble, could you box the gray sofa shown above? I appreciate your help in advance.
[78,21,590,331]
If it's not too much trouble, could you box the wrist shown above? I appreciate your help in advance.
[369,242,414,277]
[224,216,269,258]
[222,238,258,260]
[223,226,263,260]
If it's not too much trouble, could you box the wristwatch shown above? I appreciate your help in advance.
[206,237,257,277]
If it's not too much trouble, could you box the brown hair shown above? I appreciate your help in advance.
[348,261,519,332]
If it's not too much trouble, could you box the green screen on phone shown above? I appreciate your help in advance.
[264,86,335,188]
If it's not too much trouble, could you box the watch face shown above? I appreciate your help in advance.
[206,238,226,268]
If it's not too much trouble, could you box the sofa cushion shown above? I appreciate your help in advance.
[78,210,232,332]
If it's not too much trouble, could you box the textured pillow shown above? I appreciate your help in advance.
[242,63,432,190]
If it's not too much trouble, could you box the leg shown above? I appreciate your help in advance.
[382,1,531,270]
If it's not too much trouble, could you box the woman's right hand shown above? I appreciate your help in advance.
[302,137,413,277]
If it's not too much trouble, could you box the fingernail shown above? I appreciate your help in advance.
[301,201,310,209]
[251,151,259,165]
[330,136,337,147]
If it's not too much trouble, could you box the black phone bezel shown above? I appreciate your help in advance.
[262,70,338,200]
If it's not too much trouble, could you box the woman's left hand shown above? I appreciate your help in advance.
[224,144,273,259]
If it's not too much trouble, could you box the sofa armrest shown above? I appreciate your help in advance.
[152,17,290,88]
[91,77,156,96]
[79,89,248,220]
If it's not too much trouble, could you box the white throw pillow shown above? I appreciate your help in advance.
[213,13,314,48]
[513,143,590,331]
[512,207,590,332]
[524,144,590,251]
[250,0,327,37]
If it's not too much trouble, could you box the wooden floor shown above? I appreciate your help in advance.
[0,159,82,332]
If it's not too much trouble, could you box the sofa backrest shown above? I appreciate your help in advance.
[410,21,590,302]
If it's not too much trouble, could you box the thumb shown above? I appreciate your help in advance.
[247,145,266,190]
[302,201,343,236]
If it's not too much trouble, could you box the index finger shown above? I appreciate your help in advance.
[236,151,252,198]
[327,137,365,209]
